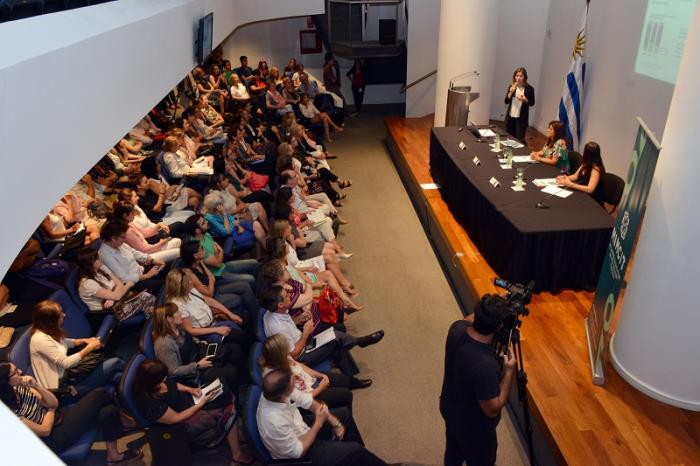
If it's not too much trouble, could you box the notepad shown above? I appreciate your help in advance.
[192,378,223,404]
[532,178,559,188]
[541,185,573,198]
[305,327,336,353]
[478,128,497,137]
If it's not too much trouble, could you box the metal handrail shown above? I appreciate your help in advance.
[400,69,437,93]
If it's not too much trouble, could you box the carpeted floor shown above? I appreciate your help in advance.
[85,108,529,466]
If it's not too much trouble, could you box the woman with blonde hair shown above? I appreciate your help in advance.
[151,304,244,390]
[259,334,352,409]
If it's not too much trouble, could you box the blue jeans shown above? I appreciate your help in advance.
[216,259,259,286]
[74,357,125,397]
[215,281,257,316]
[205,320,243,343]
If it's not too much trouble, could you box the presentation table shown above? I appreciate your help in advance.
[429,127,614,292]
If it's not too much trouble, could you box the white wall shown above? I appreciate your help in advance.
[489,0,550,123]
[405,0,440,117]
[0,0,324,282]
[536,0,675,176]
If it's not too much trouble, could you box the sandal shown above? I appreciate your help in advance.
[107,448,143,466]
[333,200,344,207]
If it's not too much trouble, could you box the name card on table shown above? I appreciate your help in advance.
[489,177,500,188]
[472,156,481,166]
[458,141,466,150]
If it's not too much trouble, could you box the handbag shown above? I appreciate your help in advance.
[110,290,155,321]
[315,287,342,324]
[248,172,269,191]
[60,352,105,386]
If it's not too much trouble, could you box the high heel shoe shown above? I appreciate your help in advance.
[337,252,353,259]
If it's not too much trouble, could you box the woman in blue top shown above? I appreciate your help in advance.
[202,193,259,257]
[530,120,570,174]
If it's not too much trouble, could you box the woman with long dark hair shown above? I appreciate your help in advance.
[530,120,570,174]
[504,67,535,141]
[556,141,607,205]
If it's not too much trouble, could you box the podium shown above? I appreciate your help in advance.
[445,72,480,126]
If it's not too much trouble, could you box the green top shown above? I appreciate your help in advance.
[194,232,225,276]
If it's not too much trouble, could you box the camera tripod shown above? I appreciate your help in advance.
[493,327,536,465]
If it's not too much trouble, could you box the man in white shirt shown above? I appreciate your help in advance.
[260,285,383,389]
[257,368,390,465]
[98,220,165,292]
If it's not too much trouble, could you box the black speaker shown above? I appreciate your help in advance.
[379,19,396,45]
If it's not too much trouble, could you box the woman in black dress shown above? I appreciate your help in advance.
[556,142,606,206]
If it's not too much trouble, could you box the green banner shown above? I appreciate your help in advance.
[585,118,661,385]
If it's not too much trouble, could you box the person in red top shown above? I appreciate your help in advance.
[346,59,366,117]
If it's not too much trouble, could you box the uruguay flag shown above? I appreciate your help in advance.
[559,3,588,150]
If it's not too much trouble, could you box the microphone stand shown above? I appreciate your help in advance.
[448,70,480,90]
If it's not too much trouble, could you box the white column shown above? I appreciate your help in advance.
[434,0,500,126]
[609,3,700,410]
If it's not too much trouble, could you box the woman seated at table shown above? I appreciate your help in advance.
[530,120,570,174]
[133,359,252,465]
[556,141,606,206]
[0,363,141,465]
[152,304,244,392]
[29,300,125,399]
[259,334,352,410]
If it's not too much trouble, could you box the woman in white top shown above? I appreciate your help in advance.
[164,269,246,344]
[229,74,251,102]
[259,334,352,410]
[298,93,344,143]
[76,248,133,312]
[29,300,125,398]
[112,201,181,263]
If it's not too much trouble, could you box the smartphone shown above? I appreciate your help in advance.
[206,343,218,358]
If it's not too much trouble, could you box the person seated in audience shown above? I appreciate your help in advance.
[292,64,305,88]
[111,201,181,263]
[208,63,228,93]
[257,59,269,79]
[229,74,251,104]
[87,162,118,199]
[132,359,252,465]
[76,247,140,314]
[285,135,347,206]
[197,95,225,129]
[180,240,257,322]
[281,77,300,106]
[222,60,235,85]
[298,72,321,102]
[193,66,226,114]
[266,80,295,117]
[0,240,48,329]
[298,93,344,144]
[139,157,200,219]
[29,300,125,399]
[260,285,382,388]
[257,368,389,465]
[106,146,143,176]
[209,173,269,230]
[164,268,244,344]
[161,135,213,181]
[184,214,259,287]
[118,134,145,158]
[190,107,227,144]
[530,120,570,174]
[556,141,606,205]
[291,123,338,161]
[0,363,141,465]
[130,115,162,144]
[98,220,167,293]
[234,55,254,86]
[260,334,352,410]
[248,69,267,106]
[152,304,244,392]
[117,186,189,240]
[40,207,81,243]
[202,193,259,256]
[283,58,297,81]
[268,67,283,89]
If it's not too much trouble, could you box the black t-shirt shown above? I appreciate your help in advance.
[440,320,502,436]
[136,378,193,424]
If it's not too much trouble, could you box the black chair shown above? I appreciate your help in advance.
[568,150,582,174]
[603,173,625,213]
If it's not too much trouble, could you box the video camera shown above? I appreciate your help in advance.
[492,278,535,347]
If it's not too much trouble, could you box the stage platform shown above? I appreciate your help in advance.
[385,115,700,466]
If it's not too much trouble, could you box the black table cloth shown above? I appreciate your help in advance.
[429,127,613,292]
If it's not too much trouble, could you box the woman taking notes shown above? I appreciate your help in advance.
[556,142,606,206]
[504,67,535,141]
[530,120,570,174]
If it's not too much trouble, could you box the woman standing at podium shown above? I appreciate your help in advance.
[504,67,535,141]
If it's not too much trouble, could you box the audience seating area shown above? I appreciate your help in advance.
[0,46,389,466]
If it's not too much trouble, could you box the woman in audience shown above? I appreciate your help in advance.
[556,141,607,205]
[152,304,244,391]
[249,69,267,106]
[0,362,141,464]
[29,300,125,399]
[259,334,352,410]
[179,240,257,321]
[208,63,228,92]
[229,74,251,104]
[117,186,189,240]
[133,359,252,465]
[298,93,344,143]
[283,58,297,80]
[504,67,535,141]
[202,193,259,255]
[112,201,181,263]
[266,81,294,117]
[164,268,243,343]
[139,156,201,217]
[209,173,269,230]
[268,66,282,88]
[193,66,226,114]
[161,135,213,181]
[76,247,155,322]
[257,59,269,79]
[281,77,300,106]
[530,120,570,174]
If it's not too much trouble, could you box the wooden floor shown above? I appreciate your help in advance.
[385,115,700,466]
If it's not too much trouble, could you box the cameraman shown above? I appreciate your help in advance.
[440,294,516,466]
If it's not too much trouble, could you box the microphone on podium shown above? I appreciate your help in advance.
[534,187,568,209]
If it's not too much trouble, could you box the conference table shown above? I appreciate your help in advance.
[429,126,614,292]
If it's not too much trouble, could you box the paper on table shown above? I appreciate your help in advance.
[512,155,536,163]
[501,139,525,148]
[307,327,336,352]
[532,178,559,188]
[541,185,573,198]
[478,128,497,137]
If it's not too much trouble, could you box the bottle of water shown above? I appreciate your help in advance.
[506,147,513,168]
[495,133,501,151]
